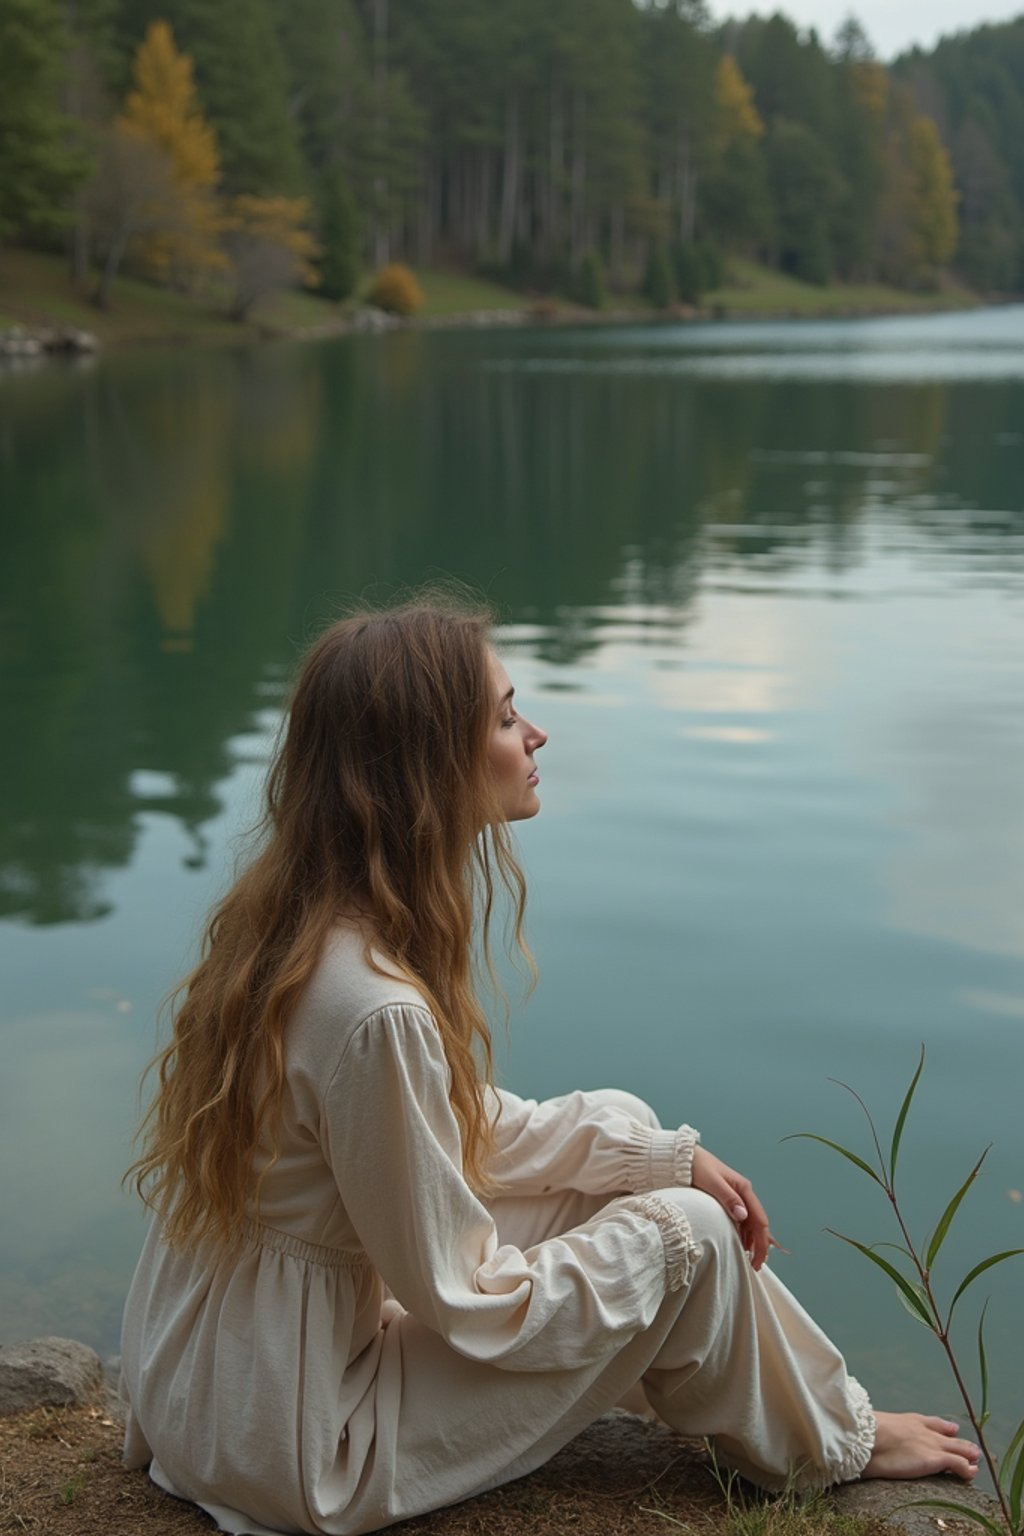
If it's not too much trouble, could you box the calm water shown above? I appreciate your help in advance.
[2,309,1023,1438]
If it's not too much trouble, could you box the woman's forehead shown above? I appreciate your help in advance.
[487,650,513,700]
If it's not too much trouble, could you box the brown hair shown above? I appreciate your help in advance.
[128,593,529,1253]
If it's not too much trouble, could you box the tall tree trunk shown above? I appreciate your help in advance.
[95,227,129,311]
[498,90,521,265]
[372,0,390,268]
[547,84,564,262]
[610,201,625,288]
[570,90,587,269]
[478,149,494,257]
[677,126,696,243]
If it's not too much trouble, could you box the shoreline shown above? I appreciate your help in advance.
[0,281,1002,365]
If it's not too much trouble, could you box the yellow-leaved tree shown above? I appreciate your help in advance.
[907,116,958,276]
[713,55,764,151]
[119,20,227,283]
[224,196,321,320]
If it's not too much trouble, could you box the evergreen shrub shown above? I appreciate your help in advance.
[644,243,675,309]
[318,170,360,302]
[368,262,424,315]
[672,242,703,304]
[696,242,724,292]
[578,250,604,309]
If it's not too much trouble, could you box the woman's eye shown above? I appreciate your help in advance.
[502,714,517,728]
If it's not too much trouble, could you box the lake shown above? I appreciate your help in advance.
[1,307,1022,1441]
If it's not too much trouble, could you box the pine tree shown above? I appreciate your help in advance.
[644,242,675,308]
[578,249,605,308]
[767,118,838,283]
[317,167,361,301]
[0,0,84,240]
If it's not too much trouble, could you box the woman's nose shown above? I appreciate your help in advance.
[528,719,548,750]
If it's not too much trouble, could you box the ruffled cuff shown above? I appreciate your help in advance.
[831,1377,876,1485]
[619,1122,700,1193]
[620,1193,703,1293]
[787,1375,876,1492]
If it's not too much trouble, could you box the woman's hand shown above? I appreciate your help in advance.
[691,1146,775,1271]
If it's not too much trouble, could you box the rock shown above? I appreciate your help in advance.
[0,1336,104,1416]
[832,1474,1003,1536]
[350,305,402,333]
[0,324,98,358]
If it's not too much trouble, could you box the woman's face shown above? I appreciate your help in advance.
[486,651,547,821]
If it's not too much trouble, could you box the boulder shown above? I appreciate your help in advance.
[0,1336,104,1416]
[833,1473,1004,1536]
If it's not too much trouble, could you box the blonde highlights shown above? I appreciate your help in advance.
[128,594,529,1253]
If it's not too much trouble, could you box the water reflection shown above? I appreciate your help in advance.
[2,321,1024,926]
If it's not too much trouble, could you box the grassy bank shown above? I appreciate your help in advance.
[708,257,978,316]
[0,247,980,353]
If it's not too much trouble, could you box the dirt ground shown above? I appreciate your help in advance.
[0,1397,730,1536]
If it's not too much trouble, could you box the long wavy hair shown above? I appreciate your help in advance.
[128,594,530,1253]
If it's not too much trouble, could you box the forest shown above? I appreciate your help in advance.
[1,0,1023,311]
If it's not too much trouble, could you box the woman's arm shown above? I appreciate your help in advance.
[486,1084,699,1196]
[322,1004,700,1370]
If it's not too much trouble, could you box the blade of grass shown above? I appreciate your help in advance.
[1000,1415,1024,1488]
[783,1134,882,1185]
[826,1230,935,1327]
[890,1044,925,1184]
[925,1148,990,1272]
[898,1501,1007,1536]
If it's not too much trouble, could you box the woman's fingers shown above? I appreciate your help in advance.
[691,1149,775,1270]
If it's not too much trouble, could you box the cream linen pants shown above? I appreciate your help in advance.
[479,1091,875,1495]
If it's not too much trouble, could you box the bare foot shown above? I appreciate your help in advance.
[863,1412,981,1481]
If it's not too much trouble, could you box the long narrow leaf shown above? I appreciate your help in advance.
[1009,1435,1024,1531]
[826,1229,935,1327]
[1000,1414,1024,1489]
[977,1300,990,1429]
[783,1133,882,1184]
[925,1147,991,1272]
[895,1280,933,1327]
[890,1044,925,1184]
[947,1250,1024,1325]
[898,1501,1006,1536]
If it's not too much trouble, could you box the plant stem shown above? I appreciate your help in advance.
[884,1181,1012,1529]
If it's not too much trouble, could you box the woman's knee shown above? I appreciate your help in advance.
[651,1186,743,1252]
[588,1087,661,1129]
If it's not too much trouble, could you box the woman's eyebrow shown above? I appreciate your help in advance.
[498,687,515,708]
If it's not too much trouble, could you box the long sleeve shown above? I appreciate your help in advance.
[322,1004,699,1372]
[485,1085,699,1196]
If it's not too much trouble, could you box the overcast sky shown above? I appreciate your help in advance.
[707,0,1024,60]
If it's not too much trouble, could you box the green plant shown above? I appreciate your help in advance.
[672,242,704,305]
[577,250,605,310]
[60,1475,85,1505]
[788,1046,1024,1535]
[644,242,676,310]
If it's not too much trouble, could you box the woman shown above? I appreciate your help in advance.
[122,596,979,1536]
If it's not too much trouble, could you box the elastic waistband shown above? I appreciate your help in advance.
[242,1220,370,1271]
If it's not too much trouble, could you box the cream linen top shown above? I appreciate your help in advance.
[121,924,700,1535]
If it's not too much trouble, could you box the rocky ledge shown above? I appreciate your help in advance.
[0,1336,1006,1536]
